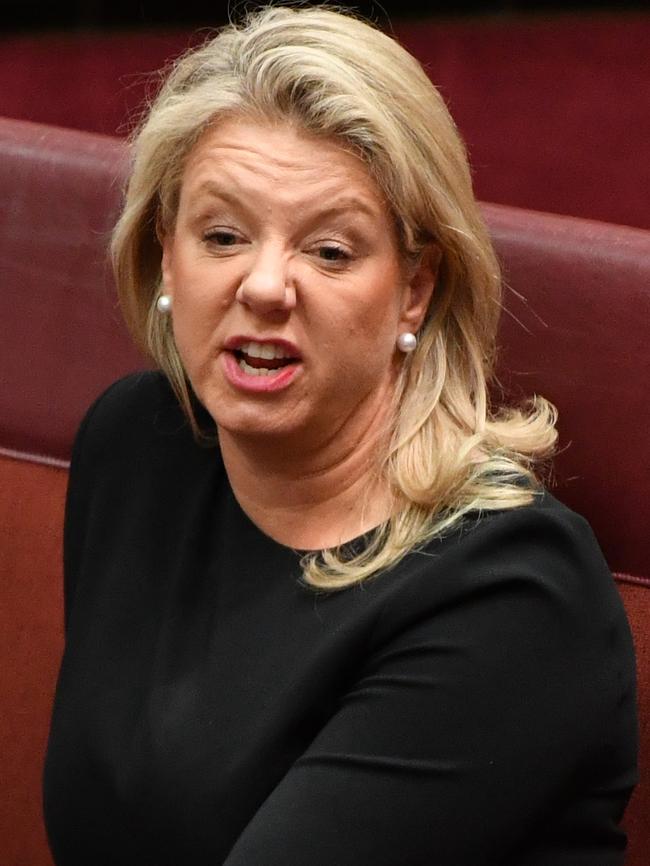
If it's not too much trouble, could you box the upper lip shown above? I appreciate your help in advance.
[224,335,302,358]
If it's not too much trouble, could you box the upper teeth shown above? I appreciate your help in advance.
[239,341,292,360]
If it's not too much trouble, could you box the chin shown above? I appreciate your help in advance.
[202,393,304,442]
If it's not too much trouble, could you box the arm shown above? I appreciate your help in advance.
[62,372,161,634]
[62,390,103,634]
[223,509,636,866]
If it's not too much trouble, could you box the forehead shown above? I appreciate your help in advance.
[179,117,388,217]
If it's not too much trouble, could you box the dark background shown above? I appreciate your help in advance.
[3,0,649,31]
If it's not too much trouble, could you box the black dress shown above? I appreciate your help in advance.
[43,371,637,866]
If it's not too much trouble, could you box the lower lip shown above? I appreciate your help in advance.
[222,351,302,393]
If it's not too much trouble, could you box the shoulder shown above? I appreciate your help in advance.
[68,370,216,481]
[462,493,626,635]
[451,491,610,592]
[373,492,629,661]
[75,370,182,446]
[365,493,636,740]
[385,491,612,595]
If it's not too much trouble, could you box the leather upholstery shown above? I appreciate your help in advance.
[483,202,650,579]
[1,116,648,865]
[0,118,143,464]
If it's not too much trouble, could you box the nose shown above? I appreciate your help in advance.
[235,243,296,314]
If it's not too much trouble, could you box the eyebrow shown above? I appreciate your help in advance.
[189,181,381,222]
[190,182,240,208]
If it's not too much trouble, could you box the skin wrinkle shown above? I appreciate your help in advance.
[190,179,381,226]
[161,118,436,550]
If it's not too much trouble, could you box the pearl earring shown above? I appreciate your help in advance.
[397,332,417,353]
[156,294,172,313]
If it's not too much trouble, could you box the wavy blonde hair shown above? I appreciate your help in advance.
[111,3,557,590]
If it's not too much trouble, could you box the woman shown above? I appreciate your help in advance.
[43,5,637,865]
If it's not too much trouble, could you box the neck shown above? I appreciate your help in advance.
[218,397,396,551]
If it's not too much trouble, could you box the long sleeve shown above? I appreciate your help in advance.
[223,507,637,866]
[62,388,105,634]
[44,372,637,866]
[62,376,137,635]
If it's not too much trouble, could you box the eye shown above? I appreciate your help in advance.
[315,244,351,264]
[203,228,242,247]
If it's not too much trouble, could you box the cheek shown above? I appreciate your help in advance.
[320,287,401,378]
[355,272,404,344]
[172,257,233,317]
[170,279,232,371]
[175,283,231,322]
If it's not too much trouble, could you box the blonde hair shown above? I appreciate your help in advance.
[112,3,557,590]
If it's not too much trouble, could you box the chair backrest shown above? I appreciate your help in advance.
[0,118,144,464]
[480,203,650,864]
[1,117,648,866]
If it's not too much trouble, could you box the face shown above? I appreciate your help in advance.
[161,118,435,452]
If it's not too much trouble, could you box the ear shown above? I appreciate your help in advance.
[399,243,440,333]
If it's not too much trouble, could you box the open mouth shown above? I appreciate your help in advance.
[232,341,300,377]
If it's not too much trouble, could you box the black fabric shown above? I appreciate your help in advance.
[43,371,637,866]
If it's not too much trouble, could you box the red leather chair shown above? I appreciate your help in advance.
[1,117,648,866]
